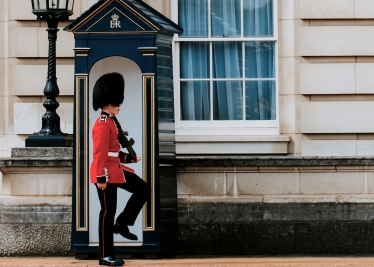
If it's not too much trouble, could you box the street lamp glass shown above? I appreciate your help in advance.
[31,0,74,12]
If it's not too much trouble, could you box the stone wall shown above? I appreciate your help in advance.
[177,156,374,254]
[0,148,72,256]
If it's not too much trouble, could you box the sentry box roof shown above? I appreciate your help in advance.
[64,0,182,35]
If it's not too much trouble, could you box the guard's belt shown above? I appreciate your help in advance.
[108,152,119,157]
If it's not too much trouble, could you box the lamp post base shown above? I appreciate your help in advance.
[25,135,73,147]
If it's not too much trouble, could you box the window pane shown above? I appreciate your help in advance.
[246,81,276,120]
[244,0,274,37]
[245,41,275,78]
[179,0,208,37]
[213,81,243,120]
[211,0,241,37]
[181,81,210,120]
[181,42,210,78]
[213,42,242,78]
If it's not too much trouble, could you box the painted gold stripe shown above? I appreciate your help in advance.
[142,75,155,231]
[75,75,89,232]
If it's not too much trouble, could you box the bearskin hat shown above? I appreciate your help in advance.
[92,72,125,111]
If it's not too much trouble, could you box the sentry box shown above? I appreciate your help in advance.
[64,0,182,258]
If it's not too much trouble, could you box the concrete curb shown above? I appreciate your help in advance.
[1,257,374,267]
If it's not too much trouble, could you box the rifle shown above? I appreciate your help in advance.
[112,115,137,161]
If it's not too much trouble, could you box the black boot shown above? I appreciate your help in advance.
[99,256,124,266]
[113,222,138,240]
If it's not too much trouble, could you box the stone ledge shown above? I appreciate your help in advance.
[176,135,290,142]
[0,196,71,206]
[176,136,290,155]
[0,157,72,168]
[177,156,374,167]
[178,196,374,223]
[11,147,73,157]
[178,194,374,204]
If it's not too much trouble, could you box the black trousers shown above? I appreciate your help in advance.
[95,171,151,257]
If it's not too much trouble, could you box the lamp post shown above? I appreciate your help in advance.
[26,0,75,147]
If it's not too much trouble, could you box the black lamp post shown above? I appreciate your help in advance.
[26,0,75,147]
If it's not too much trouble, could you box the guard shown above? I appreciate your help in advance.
[90,72,150,266]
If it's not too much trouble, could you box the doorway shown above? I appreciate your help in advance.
[88,56,143,246]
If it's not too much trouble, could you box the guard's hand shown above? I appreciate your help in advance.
[132,155,141,163]
[97,182,107,190]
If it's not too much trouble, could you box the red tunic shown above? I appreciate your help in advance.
[90,112,134,184]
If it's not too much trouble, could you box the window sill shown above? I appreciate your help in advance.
[175,135,290,155]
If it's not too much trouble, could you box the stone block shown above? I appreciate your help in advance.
[55,103,74,134]
[280,95,297,134]
[336,194,374,203]
[13,27,38,57]
[177,172,225,195]
[281,20,295,57]
[355,0,374,18]
[282,0,295,20]
[227,172,300,195]
[300,64,355,94]
[280,57,297,95]
[0,135,4,152]
[287,133,302,155]
[10,0,35,20]
[0,60,5,97]
[300,26,374,56]
[13,103,39,134]
[0,23,5,59]
[299,0,354,18]
[81,0,99,14]
[0,1,5,22]
[356,63,374,94]
[263,194,337,203]
[302,140,357,156]
[10,173,72,196]
[176,141,288,155]
[144,0,164,14]
[357,140,374,156]
[7,135,26,154]
[366,171,374,193]
[13,65,74,96]
[301,101,374,133]
[0,173,10,195]
[300,172,366,194]
[70,0,82,20]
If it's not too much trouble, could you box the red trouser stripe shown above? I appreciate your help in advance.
[102,190,107,257]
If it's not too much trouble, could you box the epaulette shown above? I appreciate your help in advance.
[99,115,107,122]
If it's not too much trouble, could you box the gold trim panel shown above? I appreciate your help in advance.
[142,75,155,231]
[75,74,89,232]
[138,47,157,56]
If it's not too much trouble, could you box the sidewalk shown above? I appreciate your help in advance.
[2,256,374,267]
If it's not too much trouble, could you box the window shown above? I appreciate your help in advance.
[173,0,278,135]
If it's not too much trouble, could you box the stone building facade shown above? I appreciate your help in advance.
[2,0,374,256]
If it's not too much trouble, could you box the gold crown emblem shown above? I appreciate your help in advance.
[111,14,119,21]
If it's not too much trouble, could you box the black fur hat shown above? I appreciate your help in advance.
[92,72,125,111]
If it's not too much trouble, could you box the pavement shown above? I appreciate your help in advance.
[2,256,374,267]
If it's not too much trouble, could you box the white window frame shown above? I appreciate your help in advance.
[171,0,279,136]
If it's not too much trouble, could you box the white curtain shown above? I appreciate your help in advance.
[180,42,210,120]
[179,0,275,121]
[178,0,208,37]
